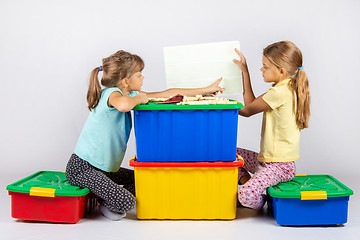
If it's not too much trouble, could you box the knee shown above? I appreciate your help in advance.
[112,189,136,213]
[238,185,255,207]
[123,192,136,211]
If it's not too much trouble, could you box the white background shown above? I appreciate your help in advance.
[0,0,359,239]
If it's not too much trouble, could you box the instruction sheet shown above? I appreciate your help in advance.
[164,41,242,94]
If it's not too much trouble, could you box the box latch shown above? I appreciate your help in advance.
[30,187,56,197]
[300,191,327,200]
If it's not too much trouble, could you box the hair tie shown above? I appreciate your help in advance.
[298,66,303,70]
[99,66,103,71]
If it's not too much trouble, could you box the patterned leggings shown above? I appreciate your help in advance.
[65,154,136,214]
[237,148,296,210]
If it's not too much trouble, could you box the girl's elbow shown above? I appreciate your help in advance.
[242,113,252,118]
[238,109,252,118]
[118,107,132,112]
[115,103,132,112]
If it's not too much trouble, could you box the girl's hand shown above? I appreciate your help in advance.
[205,78,224,95]
[109,91,148,112]
[137,92,149,104]
[233,48,248,73]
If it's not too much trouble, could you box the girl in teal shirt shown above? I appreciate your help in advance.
[66,50,223,220]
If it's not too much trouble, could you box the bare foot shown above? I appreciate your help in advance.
[239,173,251,185]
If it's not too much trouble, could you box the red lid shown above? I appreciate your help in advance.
[129,157,243,168]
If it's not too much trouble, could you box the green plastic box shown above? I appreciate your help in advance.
[7,171,92,223]
[267,175,353,226]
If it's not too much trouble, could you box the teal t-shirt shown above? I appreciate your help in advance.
[74,88,139,172]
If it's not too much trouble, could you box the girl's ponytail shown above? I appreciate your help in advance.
[87,67,102,111]
[291,69,310,130]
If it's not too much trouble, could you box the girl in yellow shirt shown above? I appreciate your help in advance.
[234,41,310,210]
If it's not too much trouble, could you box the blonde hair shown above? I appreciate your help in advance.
[87,50,144,111]
[263,41,310,130]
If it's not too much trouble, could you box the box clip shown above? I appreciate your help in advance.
[30,187,56,198]
[300,191,327,200]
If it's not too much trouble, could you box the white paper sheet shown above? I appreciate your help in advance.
[164,41,242,94]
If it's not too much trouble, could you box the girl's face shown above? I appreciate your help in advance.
[260,56,281,84]
[128,71,144,91]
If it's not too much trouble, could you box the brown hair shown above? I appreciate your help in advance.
[263,41,310,130]
[87,50,144,111]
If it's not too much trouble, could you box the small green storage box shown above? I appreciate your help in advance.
[267,175,353,226]
[7,171,92,223]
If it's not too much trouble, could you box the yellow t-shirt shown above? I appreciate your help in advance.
[258,79,300,162]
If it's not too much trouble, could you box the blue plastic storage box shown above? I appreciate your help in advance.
[133,102,243,162]
[267,175,353,226]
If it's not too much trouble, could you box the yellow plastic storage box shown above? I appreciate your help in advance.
[129,158,244,220]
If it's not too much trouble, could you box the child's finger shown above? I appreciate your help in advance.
[215,77,223,84]
[235,48,244,57]
[234,48,246,62]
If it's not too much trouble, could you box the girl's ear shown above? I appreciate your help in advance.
[279,68,288,78]
[120,78,129,88]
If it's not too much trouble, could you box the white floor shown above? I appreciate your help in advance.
[1,173,359,240]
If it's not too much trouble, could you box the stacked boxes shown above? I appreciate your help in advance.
[131,101,244,219]
[7,171,93,223]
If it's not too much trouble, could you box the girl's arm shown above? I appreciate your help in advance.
[143,78,224,98]
[233,49,270,117]
[108,92,148,112]
[238,93,270,117]
[233,49,256,106]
